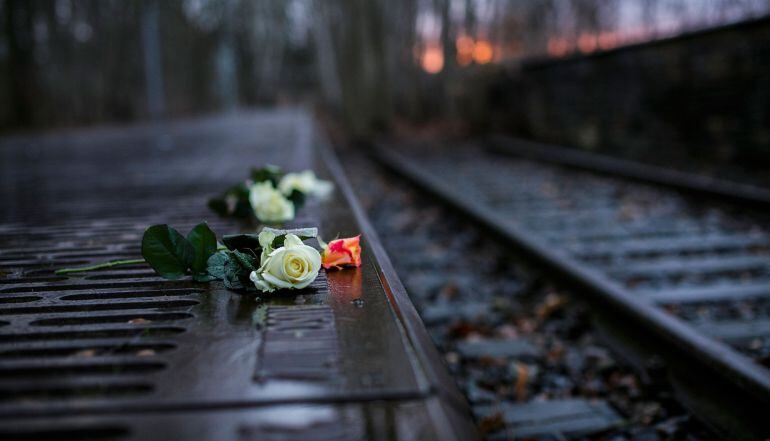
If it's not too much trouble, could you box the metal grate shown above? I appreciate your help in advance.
[0,112,475,440]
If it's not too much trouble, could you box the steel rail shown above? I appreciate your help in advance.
[318,134,480,441]
[487,135,770,210]
[373,145,770,440]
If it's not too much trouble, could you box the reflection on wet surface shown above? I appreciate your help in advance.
[0,112,472,439]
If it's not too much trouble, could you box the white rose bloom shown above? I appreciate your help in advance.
[257,229,277,264]
[249,272,274,292]
[248,181,295,223]
[249,234,321,292]
[278,171,334,200]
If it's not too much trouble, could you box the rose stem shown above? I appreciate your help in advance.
[55,259,146,275]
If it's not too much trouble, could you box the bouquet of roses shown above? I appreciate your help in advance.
[57,222,362,294]
[208,165,333,224]
[55,165,355,293]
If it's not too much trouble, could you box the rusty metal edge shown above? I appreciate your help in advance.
[372,144,770,440]
[318,136,480,441]
[486,135,770,210]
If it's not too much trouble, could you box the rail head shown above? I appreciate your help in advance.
[373,143,770,440]
[486,135,770,210]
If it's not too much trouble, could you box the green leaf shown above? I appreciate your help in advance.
[222,257,246,290]
[286,189,306,209]
[187,222,217,275]
[261,227,318,238]
[222,234,261,252]
[205,250,255,291]
[263,227,318,248]
[231,250,257,272]
[193,273,216,282]
[230,184,253,218]
[250,165,282,186]
[222,228,317,251]
[206,251,229,279]
[141,225,195,280]
[207,198,228,216]
[208,183,251,218]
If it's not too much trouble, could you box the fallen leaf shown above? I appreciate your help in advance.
[438,282,460,300]
[497,324,518,339]
[74,349,97,358]
[444,352,460,365]
[535,293,568,320]
[478,412,505,436]
[512,362,529,401]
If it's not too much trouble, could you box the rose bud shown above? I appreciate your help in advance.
[322,235,362,270]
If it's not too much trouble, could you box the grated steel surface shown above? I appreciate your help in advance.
[0,111,476,440]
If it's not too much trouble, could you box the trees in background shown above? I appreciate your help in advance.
[1,0,768,133]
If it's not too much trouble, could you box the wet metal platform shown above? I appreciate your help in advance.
[0,111,477,440]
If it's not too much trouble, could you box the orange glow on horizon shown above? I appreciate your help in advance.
[547,26,659,58]
[547,38,571,57]
[454,36,495,66]
[472,40,493,64]
[598,32,619,50]
[421,45,444,74]
[456,35,475,66]
[577,34,597,53]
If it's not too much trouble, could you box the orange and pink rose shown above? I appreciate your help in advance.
[322,235,362,269]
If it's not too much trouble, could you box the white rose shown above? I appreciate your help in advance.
[278,171,334,200]
[248,181,295,223]
[249,234,321,292]
[257,229,277,264]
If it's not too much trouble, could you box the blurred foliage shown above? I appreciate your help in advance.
[1,0,769,135]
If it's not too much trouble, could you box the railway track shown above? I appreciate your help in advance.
[373,139,770,440]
